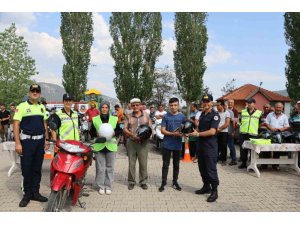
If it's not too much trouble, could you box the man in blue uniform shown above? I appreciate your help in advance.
[190,94,220,202]
[14,84,50,207]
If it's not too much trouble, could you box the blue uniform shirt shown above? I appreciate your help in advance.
[198,109,220,156]
[161,112,186,151]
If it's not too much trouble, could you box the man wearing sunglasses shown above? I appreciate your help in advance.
[13,84,50,207]
[124,98,152,191]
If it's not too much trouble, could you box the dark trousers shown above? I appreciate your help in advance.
[161,148,181,185]
[227,134,237,161]
[218,132,228,162]
[240,134,256,164]
[197,147,219,187]
[189,140,197,158]
[20,138,45,197]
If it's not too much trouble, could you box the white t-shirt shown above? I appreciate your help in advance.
[218,110,231,132]
[266,112,289,129]
[195,111,202,120]
[155,110,167,117]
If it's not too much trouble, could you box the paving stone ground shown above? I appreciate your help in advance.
[0,142,299,212]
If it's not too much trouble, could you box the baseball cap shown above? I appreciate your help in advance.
[63,93,74,101]
[130,98,141,104]
[29,84,41,92]
[247,98,256,104]
[202,94,213,102]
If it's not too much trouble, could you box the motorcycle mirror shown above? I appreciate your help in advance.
[95,137,106,143]
[48,121,58,130]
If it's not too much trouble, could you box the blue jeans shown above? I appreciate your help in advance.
[227,134,236,161]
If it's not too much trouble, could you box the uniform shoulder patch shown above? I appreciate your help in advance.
[214,115,219,121]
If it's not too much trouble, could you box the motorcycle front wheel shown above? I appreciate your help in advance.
[44,188,68,212]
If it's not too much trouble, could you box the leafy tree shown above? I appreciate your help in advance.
[0,23,37,105]
[221,78,236,95]
[174,13,208,116]
[110,12,162,104]
[60,12,94,101]
[150,66,177,106]
[284,12,300,103]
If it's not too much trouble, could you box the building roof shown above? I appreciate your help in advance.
[217,83,291,102]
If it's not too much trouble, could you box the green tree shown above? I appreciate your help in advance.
[174,13,208,116]
[221,78,236,95]
[284,12,300,103]
[0,23,37,105]
[110,12,162,103]
[60,12,94,101]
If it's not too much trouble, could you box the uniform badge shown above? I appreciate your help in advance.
[214,116,219,121]
[26,108,31,113]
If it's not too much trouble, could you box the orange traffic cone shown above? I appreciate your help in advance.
[182,141,192,162]
[44,151,53,160]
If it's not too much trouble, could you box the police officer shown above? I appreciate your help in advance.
[13,84,50,207]
[238,98,262,169]
[190,94,220,202]
[49,93,80,142]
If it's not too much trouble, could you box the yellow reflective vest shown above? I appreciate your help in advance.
[56,109,80,141]
[240,109,262,136]
[92,115,118,152]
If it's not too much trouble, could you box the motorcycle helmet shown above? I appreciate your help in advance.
[181,121,195,134]
[259,130,271,139]
[98,123,114,141]
[292,132,300,144]
[136,125,152,141]
[281,131,293,143]
[270,132,282,144]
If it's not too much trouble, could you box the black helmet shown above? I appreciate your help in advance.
[136,125,152,141]
[270,132,282,144]
[181,121,195,134]
[292,132,300,144]
[259,130,271,139]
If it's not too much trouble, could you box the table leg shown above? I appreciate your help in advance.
[247,149,260,178]
[7,150,20,177]
[289,152,300,175]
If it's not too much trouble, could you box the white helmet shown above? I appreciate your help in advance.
[98,123,114,141]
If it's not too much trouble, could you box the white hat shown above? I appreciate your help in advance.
[297,101,300,104]
[130,98,141,104]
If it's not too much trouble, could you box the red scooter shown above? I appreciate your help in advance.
[45,139,94,212]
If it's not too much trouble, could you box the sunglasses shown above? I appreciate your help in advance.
[30,89,41,93]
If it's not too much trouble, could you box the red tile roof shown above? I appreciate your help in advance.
[217,84,291,102]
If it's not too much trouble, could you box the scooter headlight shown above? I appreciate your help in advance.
[59,142,86,153]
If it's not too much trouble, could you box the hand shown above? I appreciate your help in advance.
[15,143,22,155]
[189,128,198,137]
[173,131,182,137]
[44,141,50,150]
[132,135,141,143]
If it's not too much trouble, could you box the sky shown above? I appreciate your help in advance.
[0,12,289,100]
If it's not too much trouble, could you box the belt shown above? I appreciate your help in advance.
[20,133,44,140]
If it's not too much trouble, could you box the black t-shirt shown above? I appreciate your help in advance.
[0,110,10,125]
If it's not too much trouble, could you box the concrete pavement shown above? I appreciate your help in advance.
[0,142,299,212]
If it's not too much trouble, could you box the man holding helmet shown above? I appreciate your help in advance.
[124,98,152,190]
[159,97,186,192]
[189,94,220,202]
[90,101,119,195]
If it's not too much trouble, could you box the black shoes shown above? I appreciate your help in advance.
[140,184,148,190]
[31,193,48,202]
[207,188,218,202]
[238,163,247,169]
[19,196,31,207]
[229,160,237,166]
[158,182,167,192]
[128,183,135,190]
[195,184,211,195]
[172,183,182,191]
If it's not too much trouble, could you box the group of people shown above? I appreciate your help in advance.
[0,102,16,142]
[11,83,300,208]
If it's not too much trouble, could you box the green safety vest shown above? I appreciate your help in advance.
[92,115,118,152]
[240,109,262,136]
[56,109,80,141]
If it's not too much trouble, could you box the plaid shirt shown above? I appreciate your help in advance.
[124,110,151,135]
